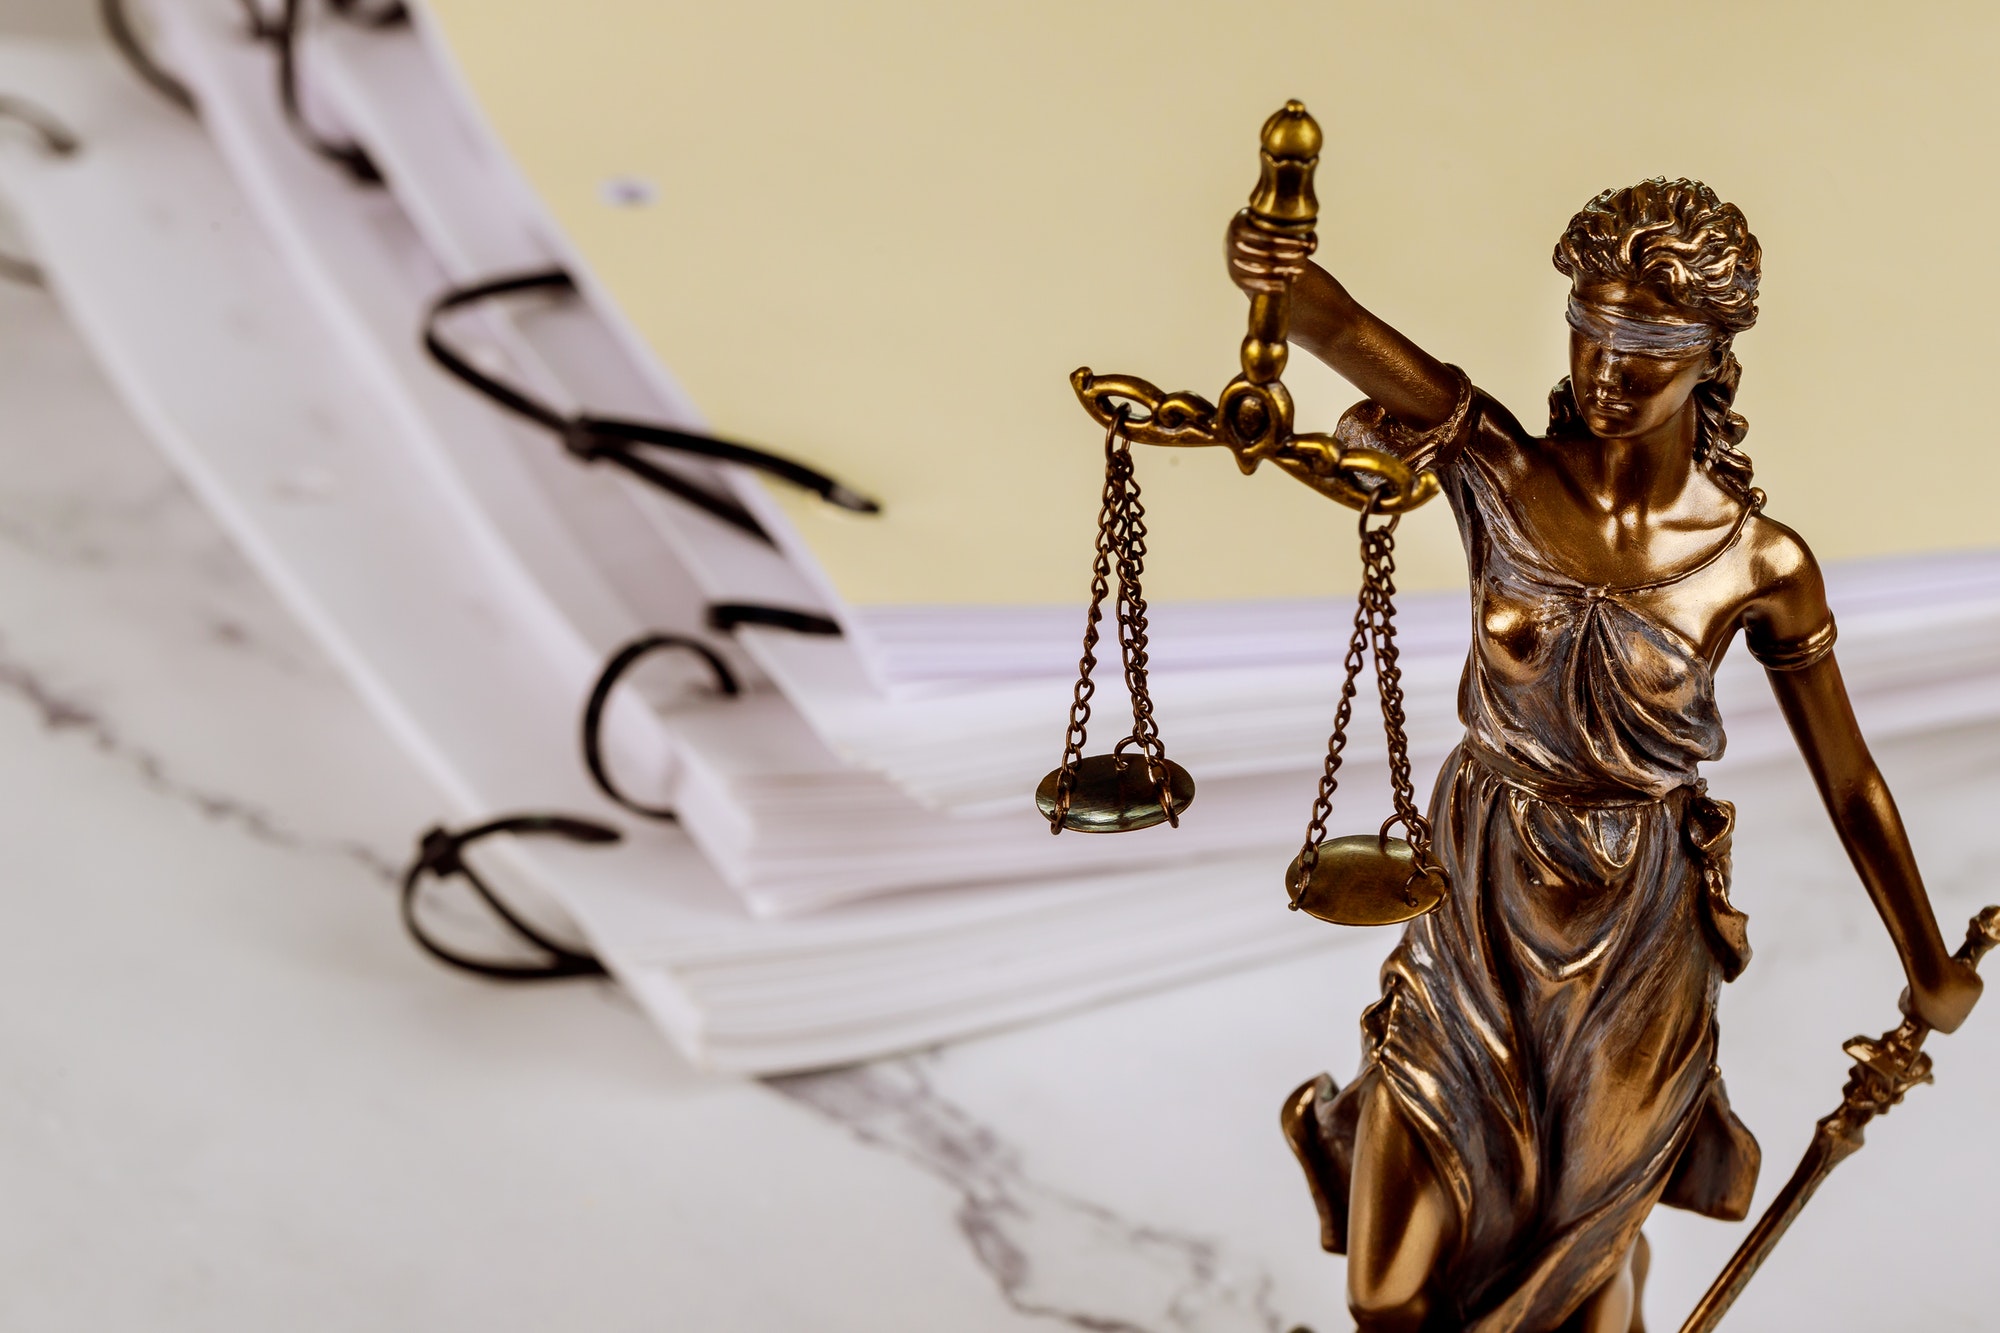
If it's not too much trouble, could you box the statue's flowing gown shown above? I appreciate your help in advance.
[1294,397,1832,1331]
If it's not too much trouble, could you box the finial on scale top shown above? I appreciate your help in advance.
[1248,100,1320,232]
[1045,95,1993,1333]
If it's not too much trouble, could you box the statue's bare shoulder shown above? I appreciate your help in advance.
[1738,509,1833,659]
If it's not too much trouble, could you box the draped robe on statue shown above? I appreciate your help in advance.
[1286,395,1828,1331]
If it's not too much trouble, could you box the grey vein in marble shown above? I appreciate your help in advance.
[772,1060,1291,1333]
[0,631,396,881]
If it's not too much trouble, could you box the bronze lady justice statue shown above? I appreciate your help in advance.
[1210,178,1988,1331]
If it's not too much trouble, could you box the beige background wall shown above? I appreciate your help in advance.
[424,1,2000,604]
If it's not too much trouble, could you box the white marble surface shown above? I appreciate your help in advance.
[3,134,2000,1332]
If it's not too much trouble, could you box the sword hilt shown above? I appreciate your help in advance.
[1679,904,2000,1333]
[1955,904,2000,969]
[1853,907,1998,1117]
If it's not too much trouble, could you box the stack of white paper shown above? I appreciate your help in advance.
[7,4,1998,1072]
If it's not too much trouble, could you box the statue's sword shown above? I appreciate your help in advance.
[1678,905,2000,1333]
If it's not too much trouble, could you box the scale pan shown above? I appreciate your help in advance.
[1035,754,1194,833]
[1286,835,1448,926]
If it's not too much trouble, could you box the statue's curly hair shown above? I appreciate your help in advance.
[1547,178,1762,498]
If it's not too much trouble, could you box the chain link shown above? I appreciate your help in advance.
[1047,410,1178,832]
[1049,416,1123,830]
[1288,496,1436,904]
[1364,513,1434,862]
[1111,449,1170,775]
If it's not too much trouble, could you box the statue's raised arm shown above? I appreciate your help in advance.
[1070,101,1446,515]
[1224,211,1464,444]
[1050,97,1994,1331]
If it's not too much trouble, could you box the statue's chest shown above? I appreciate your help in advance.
[1474,573,1715,707]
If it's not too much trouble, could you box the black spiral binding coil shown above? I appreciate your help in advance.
[422,269,882,541]
[400,814,615,982]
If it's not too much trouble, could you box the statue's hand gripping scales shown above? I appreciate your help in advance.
[1048,103,1453,928]
[1041,102,1992,1333]
[1070,102,1438,512]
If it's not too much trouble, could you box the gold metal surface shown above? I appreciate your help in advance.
[1273,173,1991,1329]
[1054,120,1991,1330]
[1034,752,1195,834]
[1068,102,1439,516]
[1253,173,1992,1330]
[1286,836,1448,927]
[1054,102,1453,911]
[1038,412,1186,834]
[1677,905,2000,1333]
[1283,488,1461,924]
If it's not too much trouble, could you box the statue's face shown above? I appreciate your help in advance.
[1567,279,1716,441]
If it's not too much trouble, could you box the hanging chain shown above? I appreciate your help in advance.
[1289,544,1375,904]
[1288,497,1436,905]
[1048,412,1124,831]
[1362,509,1434,864]
[1049,410,1176,832]
[1107,423,1176,825]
